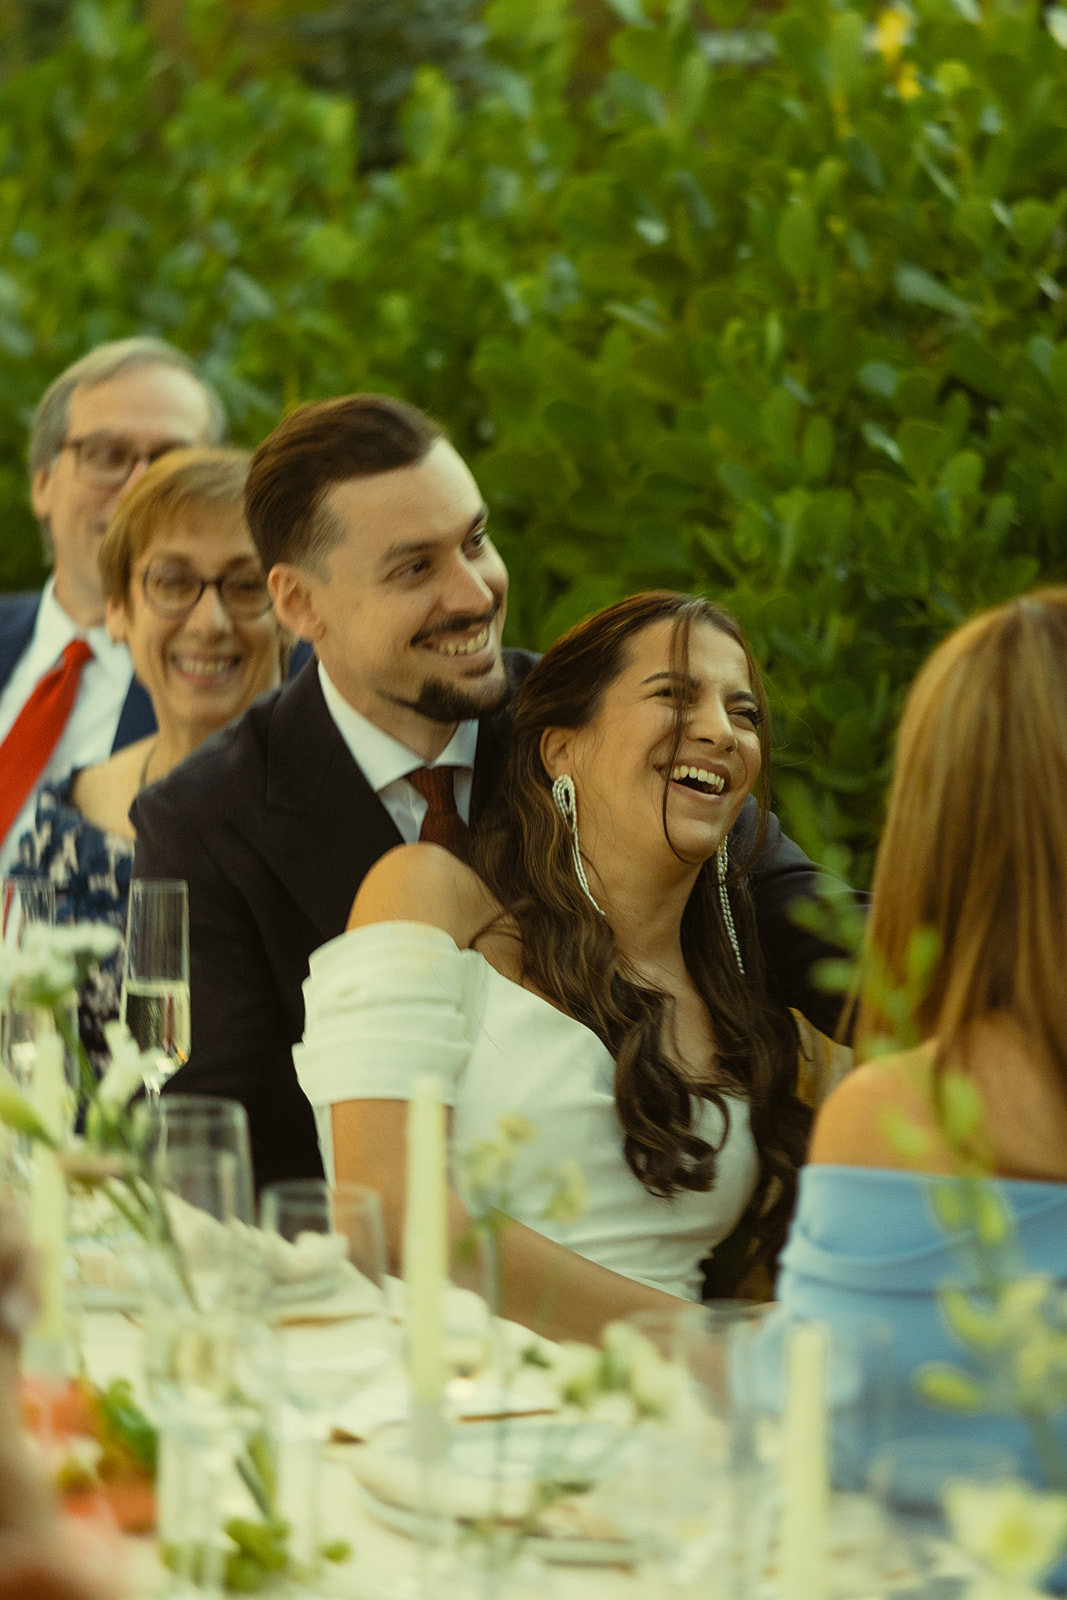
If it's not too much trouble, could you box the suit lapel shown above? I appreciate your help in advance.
[0,594,40,691]
[261,663,404,939]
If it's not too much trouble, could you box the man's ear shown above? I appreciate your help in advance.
[30,465,54,521]
[539,726,576,781]
[269,564,326,644]
[105,597,128,644]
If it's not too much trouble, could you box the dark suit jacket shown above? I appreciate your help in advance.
[0,590,155,750]
[132,653,848,1191]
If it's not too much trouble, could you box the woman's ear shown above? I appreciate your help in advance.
[539,726,575,781]
[105,597,128,645]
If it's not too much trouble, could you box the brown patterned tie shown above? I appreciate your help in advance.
[405,765,469,862]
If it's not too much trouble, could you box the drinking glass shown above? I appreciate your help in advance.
[151,1095,256,1227]
[144,1146,270,1595]
[121,879,189,1099]
[602,1302,773,1595]
[260,1179,392,1578]
[1,878,58,1184]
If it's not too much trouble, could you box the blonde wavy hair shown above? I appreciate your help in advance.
[858,586,1067,1088]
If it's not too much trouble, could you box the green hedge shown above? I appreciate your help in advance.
[2,0,1066,878]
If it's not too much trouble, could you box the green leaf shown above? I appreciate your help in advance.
[894,263,974,321]
[801,415,834,482]
[939,450,983,495]
[603,0,653,25]
[858,361,899,399]
[916,1363,988,1411]
[776,201,818,281]
[940,1070,985,1144]
[897,418,949,484]
[842,135,884,193]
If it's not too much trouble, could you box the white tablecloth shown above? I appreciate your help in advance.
[80,1312,642,1600]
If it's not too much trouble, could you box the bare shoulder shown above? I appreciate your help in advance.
[348,843,500,948]
[70,743,143,839]
[808,1046,946,1171]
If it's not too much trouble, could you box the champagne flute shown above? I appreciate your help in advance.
[121,878,189,1100]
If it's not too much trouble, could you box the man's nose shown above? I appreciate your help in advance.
[442,550,495,614]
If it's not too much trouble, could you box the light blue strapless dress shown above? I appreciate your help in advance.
[777,1164,1067,1482]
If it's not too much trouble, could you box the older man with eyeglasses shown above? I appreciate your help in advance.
[0,338,224,870]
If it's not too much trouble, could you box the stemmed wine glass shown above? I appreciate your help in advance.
[121,878,189,1101]
[260,1179,392,1582]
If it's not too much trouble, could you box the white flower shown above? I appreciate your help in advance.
[944,1480,1067,1583]
[549,1341,602,1407]
[96,1023,150,1115]
[497,1112,537,1147]
[540,1159,588,1225]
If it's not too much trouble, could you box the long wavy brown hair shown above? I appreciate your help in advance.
[472,592,809,1270]
[858,587,1067,1096]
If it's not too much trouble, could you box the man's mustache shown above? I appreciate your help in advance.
[410,600,501,647]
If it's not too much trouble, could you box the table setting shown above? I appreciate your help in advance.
[1,900,1063,1600]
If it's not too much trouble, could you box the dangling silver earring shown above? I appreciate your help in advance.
[551,775,605,916]
[717,840,745,976]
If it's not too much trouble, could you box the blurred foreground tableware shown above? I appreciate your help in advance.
[869,1436,1021,1596]
[152,1094,256,1226]
[261,1177,391,1589]
[145,1146,271,1596]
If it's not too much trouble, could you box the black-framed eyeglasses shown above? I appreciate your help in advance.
[61,433,186,488]
[140,559,273,621]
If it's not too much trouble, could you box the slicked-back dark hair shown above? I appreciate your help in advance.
[245,393,443,572]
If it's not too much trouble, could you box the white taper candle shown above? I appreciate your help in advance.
[780,1320,830,1600]
[404,1072,447,1462]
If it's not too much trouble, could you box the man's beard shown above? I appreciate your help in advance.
[389,671,510,725]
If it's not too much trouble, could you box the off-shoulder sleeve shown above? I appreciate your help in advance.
[294,921,488,1113]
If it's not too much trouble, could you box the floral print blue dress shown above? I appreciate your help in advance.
[15,777,133,1078]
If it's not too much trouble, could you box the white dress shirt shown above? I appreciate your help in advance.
[317,662,477,840]
[0,580,135,872]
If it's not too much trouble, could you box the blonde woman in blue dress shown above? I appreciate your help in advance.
[779,588,1067,1475]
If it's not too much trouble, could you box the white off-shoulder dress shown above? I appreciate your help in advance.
[294,922,760,1301]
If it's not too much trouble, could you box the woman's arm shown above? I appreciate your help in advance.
[331,1098,685,1345]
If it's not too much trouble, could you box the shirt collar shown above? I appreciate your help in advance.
[37,577,133,674]
[318,662,478,795]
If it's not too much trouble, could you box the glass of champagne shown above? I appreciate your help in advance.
[121,878,189,1100]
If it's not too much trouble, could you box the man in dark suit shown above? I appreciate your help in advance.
[0,338,225,869]
[133,394,847,1191]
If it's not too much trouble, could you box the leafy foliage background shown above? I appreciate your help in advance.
[1,0,1065,880]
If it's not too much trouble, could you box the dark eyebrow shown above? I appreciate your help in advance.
[640,670,757,700]
[380,506,489,568]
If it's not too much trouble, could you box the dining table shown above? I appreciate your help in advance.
[75,1305,647,1600]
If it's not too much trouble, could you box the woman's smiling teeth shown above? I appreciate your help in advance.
[423,624,491,657]
[172,655,240,680]
[670,764,726,795]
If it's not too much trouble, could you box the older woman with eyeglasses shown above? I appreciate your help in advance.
[16,447,287,1071]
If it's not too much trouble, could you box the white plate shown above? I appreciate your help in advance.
[346,1417,639,1567]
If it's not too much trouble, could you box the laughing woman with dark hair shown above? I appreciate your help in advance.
[295,592,809,1343]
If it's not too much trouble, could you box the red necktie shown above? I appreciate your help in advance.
[405,766,469,862]
[0,638,93,842]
